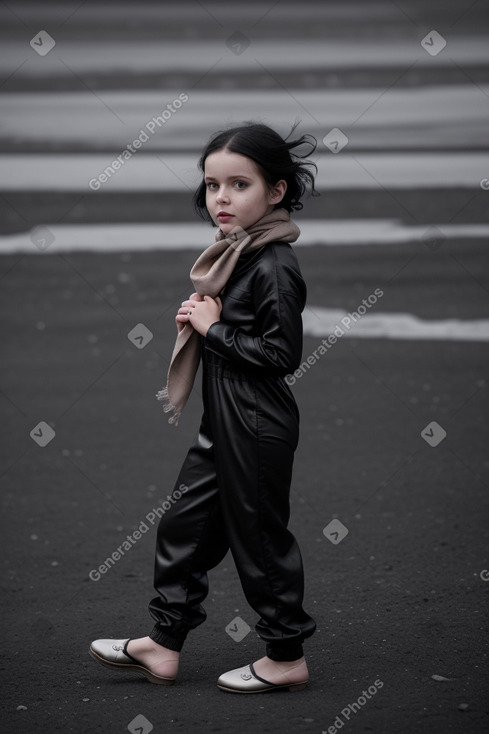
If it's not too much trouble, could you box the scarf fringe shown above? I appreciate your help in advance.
[155,385,181,426]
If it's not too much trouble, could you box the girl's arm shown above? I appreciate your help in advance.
[204,247,306,376]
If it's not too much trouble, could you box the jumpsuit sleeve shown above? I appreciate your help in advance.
[204,247,306,375]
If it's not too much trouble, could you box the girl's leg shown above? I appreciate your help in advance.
[146,412,229,652]
[90,412,229,681]
[207,373,316,665]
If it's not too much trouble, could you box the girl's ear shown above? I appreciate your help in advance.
[268,179,287,205]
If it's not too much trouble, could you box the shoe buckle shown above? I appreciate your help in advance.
[240,673,252,680]
[112,644,124,651]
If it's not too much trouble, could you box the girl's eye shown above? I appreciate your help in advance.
[206,181,247,190]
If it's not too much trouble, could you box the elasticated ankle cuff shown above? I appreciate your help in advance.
[149,624,187,652]
[266,641,304,662]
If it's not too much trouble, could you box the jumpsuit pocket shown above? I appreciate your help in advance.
[255,375,300,450]
[274,376,300,424]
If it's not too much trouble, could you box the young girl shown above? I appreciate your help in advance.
[90,122,318,693]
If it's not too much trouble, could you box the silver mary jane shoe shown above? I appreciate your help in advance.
[89,638,175,685]
[217,662,308,693]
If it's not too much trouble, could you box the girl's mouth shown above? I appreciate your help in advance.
[217,213,234,222]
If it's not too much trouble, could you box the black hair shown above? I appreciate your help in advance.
[192,121,319,223]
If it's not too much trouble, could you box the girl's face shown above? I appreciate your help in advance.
[204,148,286,234]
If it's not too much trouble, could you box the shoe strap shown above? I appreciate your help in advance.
[121,638,178,666]
[122,638,140,664]
[249,662,276,687]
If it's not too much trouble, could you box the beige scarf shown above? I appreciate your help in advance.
[156,207,300,425]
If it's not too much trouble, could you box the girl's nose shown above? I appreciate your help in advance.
[216,187,229,203]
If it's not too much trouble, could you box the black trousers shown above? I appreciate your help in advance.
[148,348,316,661]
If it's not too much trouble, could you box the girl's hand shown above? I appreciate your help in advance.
[185,295,222,337]
[176,292,203,333]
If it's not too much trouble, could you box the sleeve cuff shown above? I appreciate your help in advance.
[205,320,226,344]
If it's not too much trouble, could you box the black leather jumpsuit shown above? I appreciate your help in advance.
[148,241,316,661]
